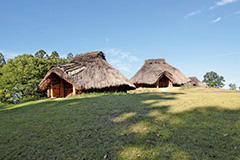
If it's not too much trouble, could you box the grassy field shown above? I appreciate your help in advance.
[0,88,240,159]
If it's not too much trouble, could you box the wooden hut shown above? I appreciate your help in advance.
[130,59,190,88]
[37,51,135,98]
[188,77,207,87]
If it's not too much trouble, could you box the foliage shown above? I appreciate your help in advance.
[0,53,6,68]
[0,50,67,103]
[34,49,48,59]
[202,71,225,88]
[50,51,59,59]
[48,51,67,66]
[229,83,237,90]
[0,89,239,159]
[67,53,74,61]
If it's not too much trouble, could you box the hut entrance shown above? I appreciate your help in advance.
[47,73,73,98]
[156,75,171,88]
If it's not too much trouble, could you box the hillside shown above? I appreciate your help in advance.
[0,88,240,159]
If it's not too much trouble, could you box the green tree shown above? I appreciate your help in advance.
[0,51,68,103]
[48,51,67,66]
[203,71,225,88]
[50,51,60,59]
[0,53,6,68]
[34,49,48,59]
[0,54,46,103]
[229,83,237,90]
[67,53,74,61]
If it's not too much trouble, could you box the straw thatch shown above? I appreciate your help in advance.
[188,77,207,87]
[131,59,190,87]
[38,51,135,94]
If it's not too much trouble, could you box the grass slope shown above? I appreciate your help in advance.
[0,88,240,159]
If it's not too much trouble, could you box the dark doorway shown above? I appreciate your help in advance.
[157,75,170,87]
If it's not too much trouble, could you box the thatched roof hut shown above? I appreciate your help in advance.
[188,77,207,87]
[130,59,190,88]
[38,51,135,98]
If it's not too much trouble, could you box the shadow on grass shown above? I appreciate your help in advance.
[0,92,239,159]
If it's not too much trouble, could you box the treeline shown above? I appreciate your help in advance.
[0,50,74,103]
[202,71,240,91]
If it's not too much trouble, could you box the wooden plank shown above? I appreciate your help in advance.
[51,84,53,98]
[60,79,65,98]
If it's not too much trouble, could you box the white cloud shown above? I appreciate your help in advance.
[104,48,139,62]
[210,17,222,23]
[115,63,132,73]
[209,6,216,10]
[210,0,238,9]
[235,11,240,14]
[216,0,238,6]
[185,10,202,18]
[108,58,132,73]
[103,48,139,73]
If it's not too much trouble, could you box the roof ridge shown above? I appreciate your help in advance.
[145,59,166,64]
[71,51,106,63]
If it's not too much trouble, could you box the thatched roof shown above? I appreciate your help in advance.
[38,51,135,92]
[130,59,190,86]
[188,77,207,87]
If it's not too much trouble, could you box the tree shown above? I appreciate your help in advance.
[0,51,68,103]
[50,51,60,59]
[48,51,67,66]
[34,49,48,59]
[0,54,47,103]
[0,54,49,103]
[67,53,74,61]
[203,71,225,88]
[229,83,237,90]
[0,53,6,68]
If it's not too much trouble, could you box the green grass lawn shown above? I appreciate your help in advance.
[0,88,240,159]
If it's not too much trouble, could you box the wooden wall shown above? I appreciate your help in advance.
[155,75,172,88]
[158,75,169,87]
[47,73,73,98]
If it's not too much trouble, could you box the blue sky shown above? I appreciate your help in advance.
[1,0,240,88]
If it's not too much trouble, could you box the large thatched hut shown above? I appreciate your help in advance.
[131,59,190,88]
[37,51,135,98]
[188,77,207,87]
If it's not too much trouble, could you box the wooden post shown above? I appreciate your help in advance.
[73,85,76,95]
[168,81,172,87]
[156,79,159,88]
[47,88,50,98]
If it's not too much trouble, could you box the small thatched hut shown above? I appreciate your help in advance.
[37,51,135,98]
[188,77,207,87]
[131,59,190,88]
